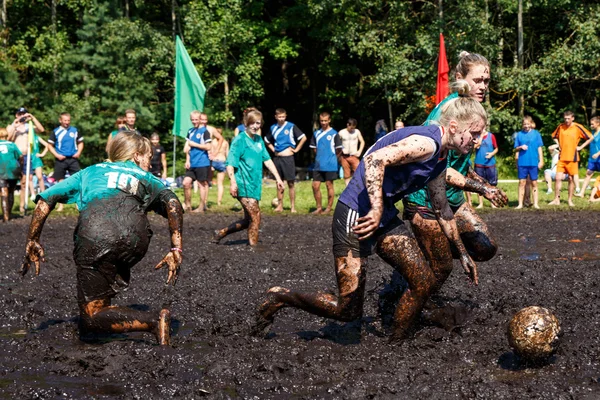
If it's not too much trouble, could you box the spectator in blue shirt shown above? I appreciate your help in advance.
[514,116,544,209]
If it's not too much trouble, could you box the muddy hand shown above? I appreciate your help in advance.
[352,209,381,240]
[484,187,508,208]
[155,251,182,285]
[21,240,45,276]
[459,253,478,285]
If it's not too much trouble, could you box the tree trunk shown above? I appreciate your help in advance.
[224,73,230,130]
[385,84,393,130]
[124,0,129,18]
[172,0,176,40]
[52,0,58,98]
[1,0,7,48]
[517,0,524,118]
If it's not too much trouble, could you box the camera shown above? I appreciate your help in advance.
[19,116,27,123]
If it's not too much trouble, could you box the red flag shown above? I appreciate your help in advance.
[436,33,449,105]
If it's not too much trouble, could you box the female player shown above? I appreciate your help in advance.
[213,109,284,246]
[255,81,487,341]
[21,131,183,345]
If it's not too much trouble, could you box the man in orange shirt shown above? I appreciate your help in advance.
[548,110,592,206]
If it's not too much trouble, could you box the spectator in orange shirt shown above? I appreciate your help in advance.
[548,110,593,206]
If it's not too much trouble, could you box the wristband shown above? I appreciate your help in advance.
[170,247,183,254]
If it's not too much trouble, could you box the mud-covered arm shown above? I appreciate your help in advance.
[21,200,51,276]
[153,190,183,285]
[428,173,478,285]
[353,136,435,239]
[446,167,508,208]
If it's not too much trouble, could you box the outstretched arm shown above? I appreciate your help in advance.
[154,192,183,285]
[21,200,52,276]
[446,167,508,207]
[428,173,478,284]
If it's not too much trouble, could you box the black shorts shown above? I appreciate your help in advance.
[274,156,296,181]
[402,200,462,221]
[313,170,339,182]
[185,166,210,182]
[54,158,81,181]
[0,179,18,189]
[332,201,404,258]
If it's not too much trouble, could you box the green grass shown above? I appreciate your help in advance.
[13,176,600,218]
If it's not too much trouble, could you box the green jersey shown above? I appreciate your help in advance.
[405,92,470,209]
[0,140,23,180]
[227,132,271,200]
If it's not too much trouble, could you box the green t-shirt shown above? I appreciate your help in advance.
[0,140,23,180]
[405,92,470,208]
[38,160,167,213]
[226,132,271,200]
[28,134,44,170]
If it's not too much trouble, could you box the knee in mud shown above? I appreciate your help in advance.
[266,286,289,295]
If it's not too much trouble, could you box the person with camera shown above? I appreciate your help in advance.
[6,107,46,213]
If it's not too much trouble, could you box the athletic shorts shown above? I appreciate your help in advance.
[0,179,18,189]
[587,158,600,172]
[212,160,227,173]
[274,156,296,181]
[556,160,578,176]
[402,200,462,221]
[332,201,404,258]
[340,155,360,179]
[313,170,338,182]
[185,166,210,182]
[518,165,539,180]
[54,157,81,181]
[474,165,498,186]
[544,169,568,181]
[22,155,43,174]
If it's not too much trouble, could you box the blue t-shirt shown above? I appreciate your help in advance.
[589,129,600,156]
[514,129,543,167]
[186,126,212,168]
[339,126,447,227]
[49,126,82,157]
[310,128,342,172]
[236,124,246,134]
[264,122,306,153]
[474,132,497,167]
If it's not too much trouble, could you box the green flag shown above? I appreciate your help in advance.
[173,35,206,138]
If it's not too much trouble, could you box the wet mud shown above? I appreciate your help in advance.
[0,210,599,398]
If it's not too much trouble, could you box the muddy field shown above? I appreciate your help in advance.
[0,209,599,399]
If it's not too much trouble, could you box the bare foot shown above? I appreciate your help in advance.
[533,204,540,209]
[574,193,584,198]
[476,204,483,209]
[548,199,560,206]
[322,208,332,214]
[568,201,575,207]
[515,205,523,209]
[290,209,297,213]
[274,206,283,213]
[183,204,191,212]
[311,208,323,215]
[191,207,204,213]
[56,204,64,212]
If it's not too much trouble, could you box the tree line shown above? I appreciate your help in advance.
[0,0,598,169]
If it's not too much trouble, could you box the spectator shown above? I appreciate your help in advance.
[183,111,212,212]
[394,120,405,130]
[374,119,388,142]
[544,144,568,193]
[589,176,600,203]
[473,126,499,208]
[575,116,600,198]
[105,115,126,154]
[310,112,342,214]
[338,118,365,186]
[264,108,307,213]
[48,112,83,212]
[150,133,167,180]
[548,111,592,206]
[121,109,140,135]
[514,116,544,209]
[0,127,22,221]
[211,129,229,206]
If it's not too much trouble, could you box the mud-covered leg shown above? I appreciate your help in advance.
[409,214,453,296]
[376,229,436,341]
[213,198,250,243]
[79,298,171,345]
[254,252,368,336]
[1,187,9,222]
[454,203,497,262]
[240,198,261,246]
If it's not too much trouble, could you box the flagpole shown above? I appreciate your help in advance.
[24,121,32,214]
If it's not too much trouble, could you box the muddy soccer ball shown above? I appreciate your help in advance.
[507,306,560,361]
[271,198,279,207]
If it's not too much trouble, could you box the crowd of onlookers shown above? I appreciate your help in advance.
[1,105,599,222]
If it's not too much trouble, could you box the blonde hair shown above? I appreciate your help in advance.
[455,51,490,80]
[438,80,487,127]
[244,110,263,127]
[523,115,536,129]
[107,131,151,162]
[591,116,600,125]
[0,127,7,140]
